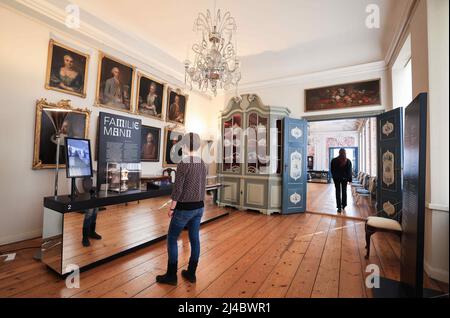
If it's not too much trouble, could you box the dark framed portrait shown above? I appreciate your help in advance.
[166,87,188,125]
[45,39,89,98]
[136,72,165,120]
[141,125,161,162]
[33,99,90,169]
[96,52,135,113]
[163,127,185,167]
[305,79,381,112]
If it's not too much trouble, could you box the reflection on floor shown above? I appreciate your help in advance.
[0,210,448,298]
[307,183,376,219]
[60,195,228,272]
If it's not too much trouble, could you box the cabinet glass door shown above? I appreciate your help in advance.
[223,114,242,173]
[246,112,269,174]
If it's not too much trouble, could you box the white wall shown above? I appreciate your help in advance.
[224,61,390,120]
[389,0,449,282]
[0,7,221,245]
[424,0,449,283]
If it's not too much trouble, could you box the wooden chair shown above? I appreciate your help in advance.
[352,171,363,183]
[355,177,376,204]
[351,173,369,196]
[365,205,402,259]
[162,168,176,184]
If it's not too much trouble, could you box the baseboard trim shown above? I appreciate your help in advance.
[0,229,42,246]
[426,202,449,213]
[424,260,449,283]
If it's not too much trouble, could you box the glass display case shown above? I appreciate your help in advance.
[106,162,141,193]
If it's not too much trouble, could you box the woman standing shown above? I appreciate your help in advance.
[156,132,207,285]
[330,148,353,213]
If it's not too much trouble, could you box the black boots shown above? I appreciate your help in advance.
[82,222,102,247]
[181,261,198,283]
[89,222,102,240]
[82,227,90,247]
[156,262,178,285]
[155,261,198,285]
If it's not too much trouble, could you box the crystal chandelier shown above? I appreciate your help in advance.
[184,7,241,96]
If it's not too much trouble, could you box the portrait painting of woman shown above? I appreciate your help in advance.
[136,73,165,120]
[166,88,188,125]
[45,40,89,98]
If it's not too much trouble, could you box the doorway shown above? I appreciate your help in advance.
[305,117,378,219]
[329,147,358,175]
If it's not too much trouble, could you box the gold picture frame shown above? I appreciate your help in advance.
[141,125,162,162]
[166,87,188,126]
[95,51,135,113]
[135,71,166,121]
[45,39,90,98]
[162,126,185,167]
[33,98,91,170]
[304,78,382,112]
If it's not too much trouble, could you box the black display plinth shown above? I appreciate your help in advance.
[373,277,446,298]
[44,185,173,213]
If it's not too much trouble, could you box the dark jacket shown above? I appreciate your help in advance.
[330,158,353,181]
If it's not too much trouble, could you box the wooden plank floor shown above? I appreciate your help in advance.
[59,195,228,272]
[1,210,447,298]
[307,183,376,219]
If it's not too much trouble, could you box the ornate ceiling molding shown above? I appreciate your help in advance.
[1,0,186,87]
[236,61,387,92]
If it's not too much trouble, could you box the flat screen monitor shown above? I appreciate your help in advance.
[65,137,93,178]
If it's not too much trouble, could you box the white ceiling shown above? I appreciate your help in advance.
[309,119,364,133]
[69,0,410,84]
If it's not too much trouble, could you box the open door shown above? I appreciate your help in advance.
[376,108,403,217]
[282,117,308,214]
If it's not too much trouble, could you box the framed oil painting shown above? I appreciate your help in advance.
[45,39,89,98]
[141,125,161,162]
[166,87,188,125]
[96,52,135,113]
[136,72,165,120]
[33,99,90,169]
[305,79,381,112]
[163,127,185,167]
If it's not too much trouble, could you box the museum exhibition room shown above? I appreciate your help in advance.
[0,0,449,306]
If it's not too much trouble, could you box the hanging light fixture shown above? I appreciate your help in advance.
[184,3,241,96]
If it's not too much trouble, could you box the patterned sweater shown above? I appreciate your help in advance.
[171,156,207,204]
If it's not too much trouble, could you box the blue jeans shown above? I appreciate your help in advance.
[83,208,98,231]
[167,208,204,265]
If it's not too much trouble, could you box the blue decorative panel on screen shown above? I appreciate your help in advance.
[377,108,403,219]
[282,118,308,214]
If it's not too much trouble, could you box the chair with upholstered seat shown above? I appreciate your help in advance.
[351,173,369,196]
[355,177,376,204]
[352,171,363,183]
[365,204,402,258]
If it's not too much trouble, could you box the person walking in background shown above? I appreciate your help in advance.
[156,132,207,285]
[330,148,353,213]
